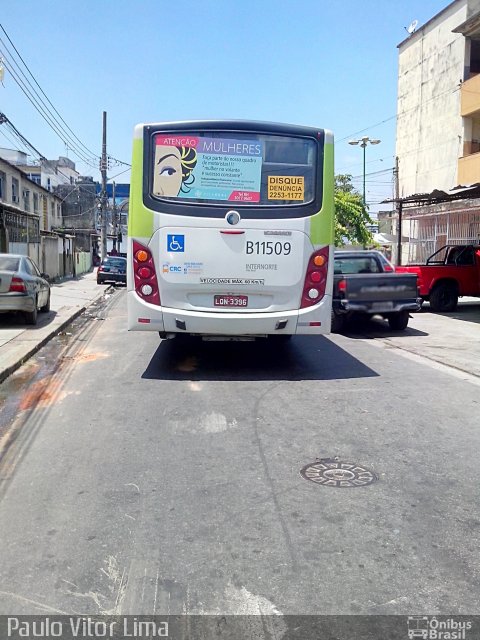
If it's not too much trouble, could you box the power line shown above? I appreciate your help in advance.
[337,85,460,145]
[1,59,97,166]
[0,111,45,159]
[0,126,31,154]
[0,55,97,167]
[0,23,99,163]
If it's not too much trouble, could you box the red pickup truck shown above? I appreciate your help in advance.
[397,244,480,312]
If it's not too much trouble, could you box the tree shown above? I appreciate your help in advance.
[334,174,373,246]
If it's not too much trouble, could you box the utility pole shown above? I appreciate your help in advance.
[394,156,403,266]
[100,111,108,258]
[112,181,117,252]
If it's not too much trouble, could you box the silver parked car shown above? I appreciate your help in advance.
[0,253,51,325]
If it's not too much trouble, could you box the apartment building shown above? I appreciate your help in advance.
[0,155,67,277]
[395,0,480,262]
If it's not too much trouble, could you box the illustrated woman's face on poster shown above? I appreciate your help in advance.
[153,145,183,197]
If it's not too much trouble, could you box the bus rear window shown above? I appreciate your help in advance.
[150,131,319,206]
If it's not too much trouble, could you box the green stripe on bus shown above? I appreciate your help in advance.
[128,138,154,238]
[309,142,334,245]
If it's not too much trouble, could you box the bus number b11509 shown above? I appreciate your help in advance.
[246,241,291,256]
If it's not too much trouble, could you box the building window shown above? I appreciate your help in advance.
[47,178,51,191]
[12,177,19,203]
[28,173,41,185]
[0,171,5,199]
[33,192,39,213]
[23,189,30,211]
[56,203,61,218]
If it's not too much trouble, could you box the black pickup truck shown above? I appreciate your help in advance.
[332,250,421,332]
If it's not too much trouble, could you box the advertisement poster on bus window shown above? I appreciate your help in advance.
[153,134,263,203]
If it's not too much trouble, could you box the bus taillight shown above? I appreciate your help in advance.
[301,247,329,308]
[133,240,160,305]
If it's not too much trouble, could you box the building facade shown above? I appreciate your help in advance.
[0,155,72,277]
[3,149,81,192]
[395,0,480,263]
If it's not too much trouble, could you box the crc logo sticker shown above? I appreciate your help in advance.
[167,235,185,252]
[162,263,182,274]
[162,262,204,275]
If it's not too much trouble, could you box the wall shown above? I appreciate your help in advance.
[41,236,61,279]
[75,251,91,276]
[396,1,468,196]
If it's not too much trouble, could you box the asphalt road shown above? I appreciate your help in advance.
[0,289,478,618]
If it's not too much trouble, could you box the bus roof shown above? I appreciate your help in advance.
[134,120,333,143]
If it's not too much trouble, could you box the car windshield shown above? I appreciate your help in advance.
[0,256,20,271]
[104,258,126,268]
[334,256,380,274]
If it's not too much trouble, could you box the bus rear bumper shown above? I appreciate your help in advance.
[127,292,332,335]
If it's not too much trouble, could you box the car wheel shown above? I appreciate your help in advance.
[388,310,409,330]
[40,291,51,313]
[25,296,38,325]
[97,279,104,285]
[429,282,458,312]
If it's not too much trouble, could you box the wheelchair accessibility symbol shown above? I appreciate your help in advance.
[167,235,185,252]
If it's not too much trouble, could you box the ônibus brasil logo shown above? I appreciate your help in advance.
[407,616,472,639]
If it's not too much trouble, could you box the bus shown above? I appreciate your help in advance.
[127,120,334,339]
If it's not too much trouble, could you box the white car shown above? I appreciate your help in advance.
[0,253,51,325]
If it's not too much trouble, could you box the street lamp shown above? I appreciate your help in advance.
[348,136,381,207]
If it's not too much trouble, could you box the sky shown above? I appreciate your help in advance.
[0,0,450,212]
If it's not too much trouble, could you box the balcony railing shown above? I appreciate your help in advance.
[458,152,480,184]
[461,74,480,117]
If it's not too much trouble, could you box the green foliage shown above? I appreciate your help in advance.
[334,174,373,247]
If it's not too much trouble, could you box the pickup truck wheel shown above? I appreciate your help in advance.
[388,310,409,331]
[429,283,458,312]
[331,310,344,333]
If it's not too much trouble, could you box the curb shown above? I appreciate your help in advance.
[0,285,115,385]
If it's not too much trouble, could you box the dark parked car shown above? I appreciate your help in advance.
[332,250,421,332]
[0,253,50,325]
[97,256,127,285]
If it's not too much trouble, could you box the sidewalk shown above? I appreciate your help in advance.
[346,298,480,379]
[0,271,112,383]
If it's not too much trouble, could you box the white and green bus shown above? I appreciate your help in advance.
[127,120,334,339]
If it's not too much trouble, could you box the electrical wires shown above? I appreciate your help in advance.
[0,23,99,167]
[0,22,130,171]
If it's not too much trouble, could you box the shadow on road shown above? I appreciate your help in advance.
[142,335,379,382]
[0,309,58,329]
[422,301,480,325]
[341,315,429,340]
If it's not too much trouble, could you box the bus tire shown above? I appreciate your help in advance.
[429,282,458,312]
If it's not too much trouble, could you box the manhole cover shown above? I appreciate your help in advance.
[300,460,377,487]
